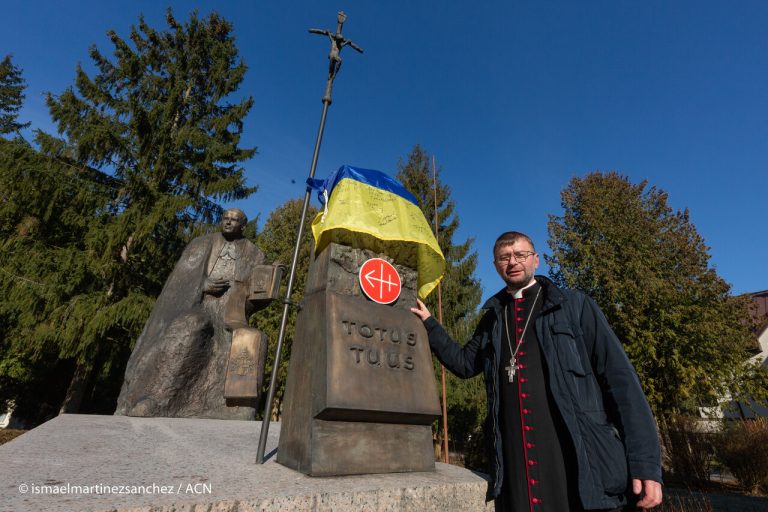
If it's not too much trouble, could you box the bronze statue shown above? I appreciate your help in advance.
[115,208,278,420]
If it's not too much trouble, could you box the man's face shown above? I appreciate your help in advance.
[493,239,539,291]
[221,210,245,237]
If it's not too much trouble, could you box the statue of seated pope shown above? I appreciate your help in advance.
[115,208,267,420]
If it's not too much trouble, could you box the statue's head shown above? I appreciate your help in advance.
[221,208,247,240]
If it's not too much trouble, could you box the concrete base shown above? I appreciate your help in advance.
[0,414,492,512]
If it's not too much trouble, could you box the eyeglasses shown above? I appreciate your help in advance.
[495,251,536,265]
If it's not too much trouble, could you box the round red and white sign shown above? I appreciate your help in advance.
[359,258,402,304]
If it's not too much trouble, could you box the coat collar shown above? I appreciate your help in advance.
[482,275,567,314]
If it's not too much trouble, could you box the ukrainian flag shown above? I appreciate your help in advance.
[308,165,445,299]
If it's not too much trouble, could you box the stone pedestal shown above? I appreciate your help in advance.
[0,414,492,512]
[277,243,442,476]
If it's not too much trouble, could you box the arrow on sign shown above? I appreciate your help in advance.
[359,258,402,304]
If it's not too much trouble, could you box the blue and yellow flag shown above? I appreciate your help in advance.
[308,165,445,299]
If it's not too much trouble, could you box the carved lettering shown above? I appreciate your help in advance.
[347,346,415,372]
[341,320,355,335]
[340,318,418,371]
[349,345,364,364]
[339,320,416,346]
[366,348,380,366]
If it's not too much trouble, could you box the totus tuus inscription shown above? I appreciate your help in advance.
[341,320,416,371]
[319,292,440,423]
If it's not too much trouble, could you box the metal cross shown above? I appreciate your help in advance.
[506,357,518,383]
[309,11,364,105]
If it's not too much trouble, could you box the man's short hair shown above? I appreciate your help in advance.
[493,231,535,254]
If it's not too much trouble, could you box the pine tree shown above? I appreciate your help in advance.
[1,10,257,417]
[547,171,767,420]
[395,144,485,456]
[0,55,30,136]
[0,57,114,420]
[0,138,115,421]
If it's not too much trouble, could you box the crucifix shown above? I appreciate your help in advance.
[309,11,364,105]
[505,358,519,383]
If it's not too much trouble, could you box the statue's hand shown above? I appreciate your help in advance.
[204,277,230,295]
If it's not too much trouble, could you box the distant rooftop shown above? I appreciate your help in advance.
[747,289,768,338]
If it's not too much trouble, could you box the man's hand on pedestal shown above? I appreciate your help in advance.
[410,299,432,321]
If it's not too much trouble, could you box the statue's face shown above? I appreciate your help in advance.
[221,209,246,237]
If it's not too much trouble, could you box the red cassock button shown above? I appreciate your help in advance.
[521,393,529,398]
[518,351,526,356]
[523,408,531,414]
[526,442,535,448]
[528,459,537,466]
[529,478,539,485]
[518,364,526,369]
[520,377,528,382]
[524,425,534,431]
[516,317,524,322]
[532,497,541,504]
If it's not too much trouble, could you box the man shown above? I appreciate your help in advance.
[116,208,266,420]
[411,231,662,511]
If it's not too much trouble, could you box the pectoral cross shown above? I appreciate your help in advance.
[505,356,518,383]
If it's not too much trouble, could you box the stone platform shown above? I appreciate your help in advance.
[0,414,491,512]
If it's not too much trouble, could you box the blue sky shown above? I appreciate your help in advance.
[3,1,767,299]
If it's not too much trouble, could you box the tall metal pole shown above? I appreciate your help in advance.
[256,11,362,464]
[432,156,449,464]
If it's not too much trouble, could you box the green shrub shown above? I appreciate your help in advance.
[716,418,768,495]
[462,426,488,472]
[664,415,718,488]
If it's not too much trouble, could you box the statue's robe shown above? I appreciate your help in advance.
[115,232,265,420]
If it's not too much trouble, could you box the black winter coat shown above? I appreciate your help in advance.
[424,276,662,509]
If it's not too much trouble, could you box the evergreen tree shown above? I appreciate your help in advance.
[547,171,767,421]
[0,56,115,419]
[0,10,257,418]
[252,198,317,419]
[395,144,485,457]
[0,55,30,136]
[0,138,115,421]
